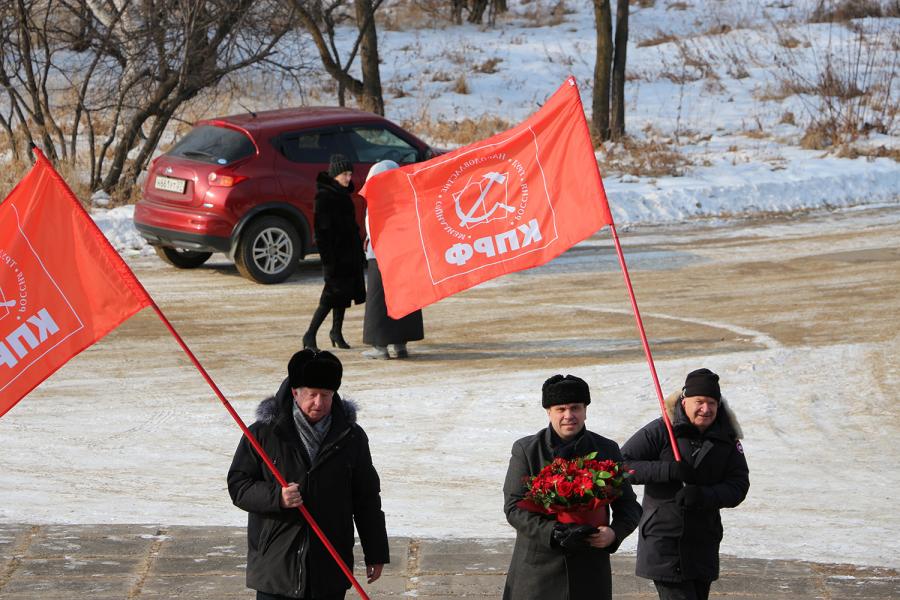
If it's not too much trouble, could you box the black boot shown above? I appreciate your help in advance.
[329,307,351,349]
[303,304,329,351]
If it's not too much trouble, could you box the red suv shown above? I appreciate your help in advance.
[134,107,435,283]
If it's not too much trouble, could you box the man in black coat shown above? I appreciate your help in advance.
[228,350,389,600]
[622,368,749,600]
[502,374,642,600]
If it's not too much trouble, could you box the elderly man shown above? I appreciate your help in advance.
[228,349,388,600]
[502,374,642,600]
[622,368,749,600]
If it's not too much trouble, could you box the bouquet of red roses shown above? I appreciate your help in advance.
[516,452,632,528]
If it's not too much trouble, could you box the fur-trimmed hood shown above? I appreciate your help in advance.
[664,389,743,440]
[254,377,358,426]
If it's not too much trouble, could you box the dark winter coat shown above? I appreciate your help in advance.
[621,391,749,583]
[228,379,389,598]
[502,427,642,600]
[314,172,366,308]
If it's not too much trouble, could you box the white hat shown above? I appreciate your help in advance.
[365,159,400,182]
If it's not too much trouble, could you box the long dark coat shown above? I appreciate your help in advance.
[502,427,642,600]
[362,257,424,346]
[314,172,366,308]
[228,379,389,598]
[621,392,749,583]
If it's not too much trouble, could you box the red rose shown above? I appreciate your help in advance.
[556,479,575,498]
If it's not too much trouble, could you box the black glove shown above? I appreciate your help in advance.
[668,461,696,484]
[675,485,705,509]
[552,523,598,549]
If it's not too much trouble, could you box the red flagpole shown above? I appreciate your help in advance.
[28,146,369,597]
[149,303,372,599]
[608,224,682,462]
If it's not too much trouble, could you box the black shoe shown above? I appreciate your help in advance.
[329,331,351,349]
[302,332,318,351]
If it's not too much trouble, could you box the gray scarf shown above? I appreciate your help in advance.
[292,402,332,464]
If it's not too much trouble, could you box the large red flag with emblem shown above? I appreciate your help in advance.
[0,150,152,417]
[362,78,614,318]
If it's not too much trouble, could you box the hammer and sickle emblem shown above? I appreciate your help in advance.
[453,172,515,228]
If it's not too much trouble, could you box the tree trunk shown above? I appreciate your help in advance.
[354,0,384,115]
[610,0,629,140]
[468,0,488,24]
[14,0,56,159]
[451,0,464,25]
[592,0,612,142]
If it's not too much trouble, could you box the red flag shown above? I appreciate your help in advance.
[362,78,613,318]
[0,150,151,417]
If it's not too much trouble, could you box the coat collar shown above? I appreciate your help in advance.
[316,171,355,194]
[664,389,744,441]
[255,377,358,438]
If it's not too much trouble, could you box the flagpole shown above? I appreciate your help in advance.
[608,224,682,462]
[148,303,372,600]
[28,147,371,599]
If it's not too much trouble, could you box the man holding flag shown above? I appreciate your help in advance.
[228,349,389,600]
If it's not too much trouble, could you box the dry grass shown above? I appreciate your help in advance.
[809,0,891,22]
[834,143,900,160]
[452,73,470,94]
[0,158,33,201]
[637,30,679,47]
[476,57,503,74]
[599,135,692,178]
[780,111,797,125]
[667,1,690,10]
[405,115,512,147]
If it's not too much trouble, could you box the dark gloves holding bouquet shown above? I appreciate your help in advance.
[552,523,598,549]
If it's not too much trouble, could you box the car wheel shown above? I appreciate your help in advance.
[235,216,301,284]
[155,246,213,269]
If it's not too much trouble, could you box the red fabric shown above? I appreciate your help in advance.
[361,78,613,318]
[0,151,151,417]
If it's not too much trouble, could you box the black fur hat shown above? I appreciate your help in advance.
[288,349,342,391]
[328,153,353,177]
[542,374,591,408]
[682,368,720,401]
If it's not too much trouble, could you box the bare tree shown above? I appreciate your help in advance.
[291,0,385,115]
[591,0,630,142]
[2,0,303,192]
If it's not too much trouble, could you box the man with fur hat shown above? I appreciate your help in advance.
[622,368,749,600]
[502,374,642,600]
[228,349,388,600]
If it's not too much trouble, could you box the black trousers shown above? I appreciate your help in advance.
[256,592,346,600]
[654,579,712,600]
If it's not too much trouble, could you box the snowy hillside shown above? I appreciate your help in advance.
[90,0,899,252]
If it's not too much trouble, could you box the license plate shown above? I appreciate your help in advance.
[154,175,186,194]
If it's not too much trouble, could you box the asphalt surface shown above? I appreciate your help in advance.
[1,524,898,599]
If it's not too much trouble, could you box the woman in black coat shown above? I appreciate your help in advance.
[302,154,366,351]
[621,369,749,600]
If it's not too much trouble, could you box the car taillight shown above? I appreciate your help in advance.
[208,172,247,187]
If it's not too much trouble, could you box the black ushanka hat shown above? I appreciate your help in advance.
[288,349,342,391]
[542,374,591,408]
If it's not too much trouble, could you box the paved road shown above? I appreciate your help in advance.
[1,524,897,599]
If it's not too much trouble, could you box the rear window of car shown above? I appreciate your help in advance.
[167,125,256,165]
